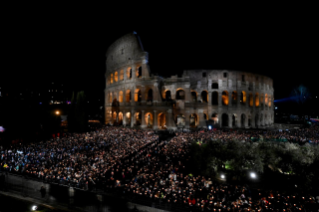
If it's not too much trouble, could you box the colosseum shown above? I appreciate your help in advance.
[105,32,274,130]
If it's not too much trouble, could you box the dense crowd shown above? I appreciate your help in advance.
[0,126,318,211]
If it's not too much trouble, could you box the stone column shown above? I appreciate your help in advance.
[167,109,176,130]
[153,110,158,130]
[185,111,190,128]
[123,110,126,126]
[228,113,232,128]
[198,109,206,128]
[141,110,146,128]
[131,110,135,127]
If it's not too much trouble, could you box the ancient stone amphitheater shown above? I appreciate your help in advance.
[105,32,274,130]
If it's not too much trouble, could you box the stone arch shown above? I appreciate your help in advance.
[232,91,237,105]
[222,113,229,127]
[240,91,246,104]
[260,93,264,106]
[241,114,246,128]
[176,88,185,100]
[134,112,142,126]
[146,88,153,102]
[212,91,218,105]
[119,70,124,81]
[158,112,166,129]
[212,82,218,89]
[136,65,142,78]
[222,91,229,106]
[189,113,199,127]
[255,93,259,107]
[260,113,263,126]
[212,113,219,124]
[201,90,208,103]
[110,73,113,83]
[125,112,131,125]
[118,112,123,124]
[191,90,197,102]
[112,111,117,124]
[232,114,237,127]
[163,89,171,101]
[119,91,124,103]
[134,89,142,102]
[268,95,271,107]
[265,94,268,105]
[126,67,132,79]
[114,71,118,82]
[249,93,253,107]
[145,112,153,128]
[126,90,131,102]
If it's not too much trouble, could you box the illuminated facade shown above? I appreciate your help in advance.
[105,32,274,129]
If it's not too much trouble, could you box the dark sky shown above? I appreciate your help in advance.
[2,6,318,100]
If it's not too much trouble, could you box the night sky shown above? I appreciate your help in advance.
[3,7,318,100]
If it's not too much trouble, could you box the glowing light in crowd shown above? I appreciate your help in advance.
[32,205,38,210]
[55,111,60,115]
[221,174,225,179]
[250,172,256,179]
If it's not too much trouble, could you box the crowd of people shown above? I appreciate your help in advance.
[0,126,318,211]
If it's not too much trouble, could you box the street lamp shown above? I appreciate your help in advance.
[221,174,225,179]
[55,111,60,115]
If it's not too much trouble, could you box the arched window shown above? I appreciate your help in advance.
[232,91,237,105]
[191,91,197,102]
[127,67,132,79]
[222,91,229,105]
[136,66,142,78]
[212,82,218,89]
[134,89,142,102]
[265,94,268,105]
[176,89,185,100]
[212,91,218,105]
[201,90,208,103]
[260,93,264,106]
[120,70,124,81]
[126,90,131,102]
[119,91,123,103]
[255,93,259,107]
[268,95,271,107]
[249,93,253,107]
[110,73,113,84]
[163,90,171,101]
[241,114,246,128]
[114,71,118,82]
[240,91,246,104]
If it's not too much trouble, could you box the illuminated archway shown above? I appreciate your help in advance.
[249,93,253,107]
[146,88,153,102]
[158,113,166,129]
[240,91,246,104]
[232,91,237,105]
[125,112,131,125]
[110,73,113,84]
[112,111,117,124]
[145,112,153,128]
[260,93,264,106]
[134,112,141,126]
[134,89,142,102]
[268,95,271,107]
[189,113,199,127]
[222,91,229,106]
[119,70,124,81]
[125,90,131,102]
[118,112,123,124]
[119,91,123,103]
[136,66,142,78]
[163,90,171,101]
[265,94,268,105]
[114,71,118,82]
[109,92,113,103]
[212,113,218,124]
[255,93,259,107]
[126,67,132,79]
